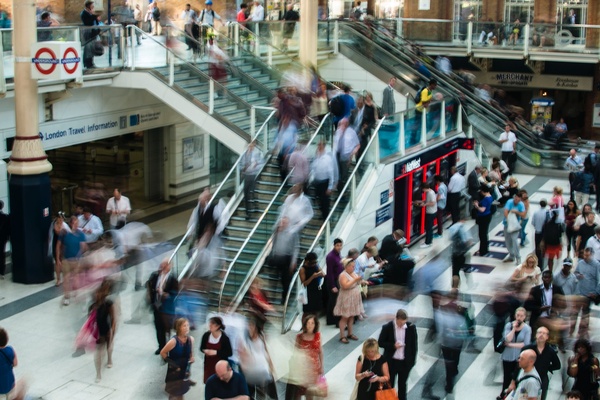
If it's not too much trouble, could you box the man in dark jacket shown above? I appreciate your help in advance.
[147,259,179,354]
[467,165,481,202]
[524,270,564,338]
[80,0,99,68]
[378,309,418,400]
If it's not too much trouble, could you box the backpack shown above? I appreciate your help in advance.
[353,7,362,19]
[152,7,160,19]
[542,219,563,246]
[200,9,214,23]
[415,87,426,104]
[329,95,345,118]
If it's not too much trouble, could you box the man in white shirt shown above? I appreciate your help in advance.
[181,3,198,49]
[507,349,541,400]
[420,182,437,248]
[311,141,337,220]
[447,166,466,224]
[77,207,104,243]
[240,140,264,220]
[499,125,517,175]
[531,199,548,264]
[106,188,131,229]
[278,184,314,234]
[333,118,360,192]
[198,0,221,28]
[249,0,264,21]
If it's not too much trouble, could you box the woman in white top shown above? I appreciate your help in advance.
[238,316,277,399]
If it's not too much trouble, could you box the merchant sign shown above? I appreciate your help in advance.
[471,72,593,91]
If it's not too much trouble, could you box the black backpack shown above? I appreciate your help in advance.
[415,87,426,104]
[329,95,345,118]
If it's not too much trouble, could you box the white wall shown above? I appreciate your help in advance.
[168,122,211,199]
[319,54,408,112]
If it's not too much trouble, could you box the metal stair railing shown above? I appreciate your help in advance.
[169,107,278,280]
[217,113,333,312]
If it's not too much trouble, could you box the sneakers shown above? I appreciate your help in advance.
[420,243,432,248]
[433,234,442,239]
[62,298,70,306]
[503,255,514,263]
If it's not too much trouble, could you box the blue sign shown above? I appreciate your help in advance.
[375,204,393,227]
[380,190,389,205]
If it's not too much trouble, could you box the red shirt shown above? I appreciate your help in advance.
[237,9,247,23]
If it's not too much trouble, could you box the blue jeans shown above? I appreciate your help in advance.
[519,217,529,244]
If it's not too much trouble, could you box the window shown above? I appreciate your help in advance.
[557,0,588,42]
[504,0,534,24]
[453,0,482,41]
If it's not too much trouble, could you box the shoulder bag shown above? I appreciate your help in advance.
[506,212,520,233]
[375,382,397,400]
[349,355,362,400]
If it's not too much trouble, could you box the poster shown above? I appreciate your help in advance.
[418,0,430,11]
[593,104,600,128]
[182,135,204,172]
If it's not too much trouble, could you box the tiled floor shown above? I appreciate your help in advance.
[0,173,594,400]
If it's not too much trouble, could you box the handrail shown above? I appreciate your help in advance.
[170,107,277,278]
[127,25,260,113]
[281,117,387,333]
[339,22,569,157]
[218,113,332,312]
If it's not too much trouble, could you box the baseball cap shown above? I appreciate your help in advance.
[585,246,595,254]
[562,257,573,266]
[205,0,213,4]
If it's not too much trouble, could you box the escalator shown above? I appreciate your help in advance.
[336,22,571,170]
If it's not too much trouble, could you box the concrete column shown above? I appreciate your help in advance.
[8,0,54,284]
[299,0,317,68]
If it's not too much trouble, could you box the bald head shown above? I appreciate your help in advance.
[518,349,537,371]
[215,360,232,382]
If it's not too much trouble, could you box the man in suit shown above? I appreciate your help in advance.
[467,165,481,202]
[382,77,396,117]
[378,309,418,400]
[524,270,564,339]
[147,259,179,354]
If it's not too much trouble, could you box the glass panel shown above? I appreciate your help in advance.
[426,101,443,140]
[445,99,458,134]
[404,112,421,150]
[454,0,481,42]
[1,29,13,81]
[80,25,126,70]
[316,21,335,51]
[378,114,400,159]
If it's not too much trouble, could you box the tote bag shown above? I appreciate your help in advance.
[506,212,520,233]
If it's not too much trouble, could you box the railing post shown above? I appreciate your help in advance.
[351,175,356,210]
[129,26,136,70]
[524,24,530,57]
[399,113,406,156]
[440,100,446,139]
[250,107,256,138]
[267,44,272,67]
[421,109,427,147]
[374,129,380,166]
[0,30,6,96]
[234,23,240,57]
[254,24,260,57]
[262,119,269,152]
[398,18,403,38]
[333,21,339,54]
[209,79,215,114]
[325,221,331,251]
[457,103,463,133]
[468,124,473,139]
[477,141,483,161]
[164,26,170,65]
[467,22,473,54]
[168,53,175,86]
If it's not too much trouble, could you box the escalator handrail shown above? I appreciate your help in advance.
[164,24,279,100]
[348,21,566,151]
[128,25,264,115]
[218,113,332,312]
[169,108,278,270]
[280,117,387,333]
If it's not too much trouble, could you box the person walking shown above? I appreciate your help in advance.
[325,238,343,326]
[434,175,447,237]
[499,124,517,175]
[269,217,299,304]
[503,191,526,265]
[80,0,99,69]
[106,188,131,230]
[573,248,600,339]
[311,140,337,220]
[92,279,117,383]
[147,259,179,355]
[474,185,493,256]
[447,166,466,224]
[378,309,418,400]
[240,140,264,220]
[354,338,390,400]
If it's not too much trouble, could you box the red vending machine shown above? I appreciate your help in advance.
[393,138,474,244]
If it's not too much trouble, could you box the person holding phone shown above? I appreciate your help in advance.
[498,307,531,400]
[355,338,389,400]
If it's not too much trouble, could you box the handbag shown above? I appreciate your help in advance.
[349,355,362,400]
[298,284,308,305]
[75,309,99,351]
[506,212,520,233]
[307,374,328,397]
[375,382,397,400]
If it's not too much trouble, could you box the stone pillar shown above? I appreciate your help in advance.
[299,0,317,67]
[481,0,504,22]
[9,0,54,283]
[534,0,555,22]
[587,0,599,51]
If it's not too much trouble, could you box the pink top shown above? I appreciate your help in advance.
[550,194,563,209]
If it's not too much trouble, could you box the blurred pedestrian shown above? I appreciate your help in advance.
[334,258,363,344]
[311,140,337,220]
[0,327,25,400]
[325,238,343,326]
[0,201,9,279]
[106,188,131,230]
[269,217,299,304]
[333,118,360,192]
[147,259,179,355]
[92,279,117,383]
[240,140,264,220]
[286,314,324,399]
[238,316,277,399]
[161,318,195,400]
[434,175,447,237]
[436,290,466,396]
[59,216,88,305]
[572,248,600,339]
[503,192,526,265]
[200,316,232,383]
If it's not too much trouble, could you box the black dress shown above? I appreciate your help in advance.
[572,355,599,400]
[303,265,323,314]
[357,356,387,400]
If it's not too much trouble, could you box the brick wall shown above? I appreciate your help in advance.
[404,0,453,42]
